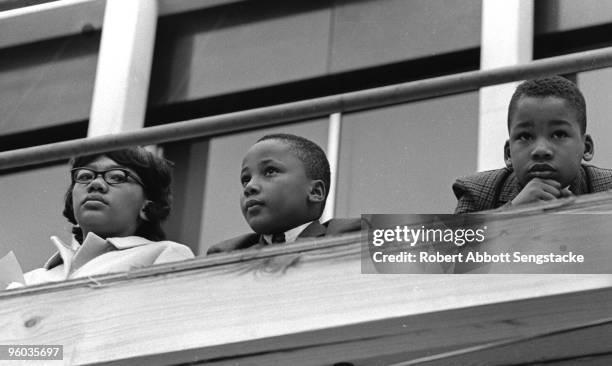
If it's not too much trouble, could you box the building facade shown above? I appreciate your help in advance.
[2,0,612,269]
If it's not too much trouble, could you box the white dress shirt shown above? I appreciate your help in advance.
[19,232,194,286]
[262,221,316,245]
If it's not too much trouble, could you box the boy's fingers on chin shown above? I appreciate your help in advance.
[538,191,558,200]
[539,178,562,188]
[539,184,561,196]
[527,178,560,190]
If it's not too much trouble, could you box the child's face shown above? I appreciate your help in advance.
[240,139,314,234]
[72,155,146,238]
[506,96,590,187]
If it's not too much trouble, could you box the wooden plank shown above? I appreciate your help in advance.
[101,288,612,366]
[1,251,611,364]
[386,318,612,366]
[2,256,611,365]
[363,194,612,274]
[1,193,612,364]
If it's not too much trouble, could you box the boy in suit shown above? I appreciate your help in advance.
[453,75,612,213]
[207,133,360,254]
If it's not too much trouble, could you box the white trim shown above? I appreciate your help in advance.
[478,0,533,171]
[0,0,99,19]
[321,113,341,222]
[87,0,158,136]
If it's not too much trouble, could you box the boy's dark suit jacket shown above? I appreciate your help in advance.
[453,164,612,214]
[207,218,362,255]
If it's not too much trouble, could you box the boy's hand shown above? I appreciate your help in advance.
[511,178,572,206]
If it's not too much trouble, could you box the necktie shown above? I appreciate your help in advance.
[271,233,286,244]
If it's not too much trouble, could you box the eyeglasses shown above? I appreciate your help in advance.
[71,168,144,186]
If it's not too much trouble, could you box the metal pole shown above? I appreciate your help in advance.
[2,46,612,170]
[321,113,342,222]
[88,0,158,136]
[478,0,533,171]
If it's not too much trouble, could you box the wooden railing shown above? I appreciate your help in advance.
[1,192,611,365]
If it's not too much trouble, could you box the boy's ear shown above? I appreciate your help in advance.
[503,140,513,168]
[308,180,326,204]
[583,134,594,161]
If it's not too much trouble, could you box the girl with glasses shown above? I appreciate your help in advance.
[13,147,194,287]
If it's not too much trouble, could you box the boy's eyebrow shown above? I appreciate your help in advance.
[547,119,574,127]
[258,158,284,166]
[512,119,573,129]
[240,158,284,174]
[511,120,534,129]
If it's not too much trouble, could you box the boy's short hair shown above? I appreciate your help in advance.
[63,147,174,243]
[507,75,587,133]
[257,133,330,204]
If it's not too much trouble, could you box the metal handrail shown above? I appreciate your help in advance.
[2,46,612,171]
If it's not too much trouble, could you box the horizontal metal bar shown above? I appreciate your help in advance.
[2,46,612,171]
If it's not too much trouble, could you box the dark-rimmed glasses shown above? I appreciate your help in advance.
[71,168,144,186]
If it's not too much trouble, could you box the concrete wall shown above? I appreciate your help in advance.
[149,0,481,105]
[0,164,72,271]
[336,92,479,217]
[578,68,612,170]
[536,0,612,33]
[0,33,98,135]
[330,0,481,72]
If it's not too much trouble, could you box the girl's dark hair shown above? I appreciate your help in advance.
[63,147,173,243]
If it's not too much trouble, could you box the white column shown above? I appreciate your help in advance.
[478,0,533,171]
[88,0,158,137]
[321,113,342,222]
